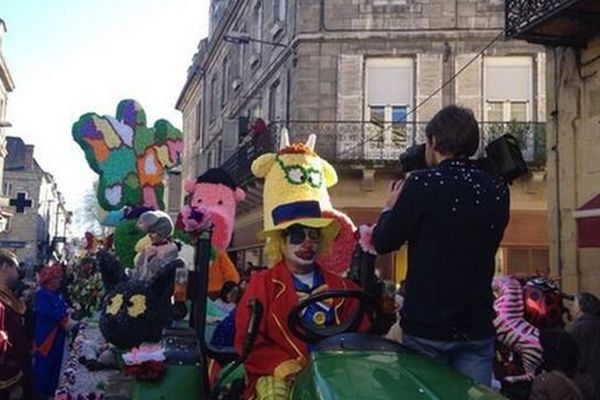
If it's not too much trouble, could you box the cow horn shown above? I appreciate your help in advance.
[279,127,290,150]
[305,134,316,151]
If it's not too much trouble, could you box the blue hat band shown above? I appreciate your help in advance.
[272,201,322,226]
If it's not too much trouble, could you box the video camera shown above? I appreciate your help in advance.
[399,134,528,184]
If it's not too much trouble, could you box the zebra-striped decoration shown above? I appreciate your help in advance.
[492,275,543,383]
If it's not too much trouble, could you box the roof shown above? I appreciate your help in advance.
[5,136,34,171]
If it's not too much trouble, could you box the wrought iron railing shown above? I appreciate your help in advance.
[220,121,547,186]
[505,0,577,38]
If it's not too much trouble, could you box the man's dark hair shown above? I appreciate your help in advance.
[539,329,579,378]
[425,105,480,158]
[577,292,600,317]
[0,249,18,270]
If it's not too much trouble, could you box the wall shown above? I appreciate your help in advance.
[546,37,600,296]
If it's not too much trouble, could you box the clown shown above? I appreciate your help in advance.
[235,135,368,400]
[177,168,244,297]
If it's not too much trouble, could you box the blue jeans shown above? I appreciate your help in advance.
[403,333,495,387]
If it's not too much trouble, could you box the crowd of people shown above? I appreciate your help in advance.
[1,251,77,399]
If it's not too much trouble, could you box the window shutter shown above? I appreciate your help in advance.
[337,54,364,120]
[416,54,442,124]
[455,54,483,119]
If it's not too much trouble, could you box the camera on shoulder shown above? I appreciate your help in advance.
[399,134,528,184]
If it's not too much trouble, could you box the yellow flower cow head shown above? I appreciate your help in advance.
[251,129,338,233]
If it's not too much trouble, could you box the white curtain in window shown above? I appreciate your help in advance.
[485,57,532,101]
[366,58,413,106]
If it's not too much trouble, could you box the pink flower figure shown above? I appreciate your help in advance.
[177,205,213,233]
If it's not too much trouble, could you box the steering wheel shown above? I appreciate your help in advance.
[287,289,379,344]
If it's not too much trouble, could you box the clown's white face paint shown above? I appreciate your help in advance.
[282,227,320,274]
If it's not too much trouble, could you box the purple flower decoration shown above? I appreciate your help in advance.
[176,205,213,233]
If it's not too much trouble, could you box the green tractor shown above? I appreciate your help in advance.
[133,231,506,400]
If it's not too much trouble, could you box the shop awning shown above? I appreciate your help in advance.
[574,193,600,247]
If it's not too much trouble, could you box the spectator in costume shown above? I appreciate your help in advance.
[132,210,179,282]
[0,250,33,400]
[569,292,600,399]
[33,264,69,397]
[529,329,594,400]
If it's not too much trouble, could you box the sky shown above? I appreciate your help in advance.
[2,0,209,234]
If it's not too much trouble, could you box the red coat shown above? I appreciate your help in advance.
[0,292,30,400]
[235,261,368,398]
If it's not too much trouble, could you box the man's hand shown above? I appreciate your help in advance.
[384,180,405,209]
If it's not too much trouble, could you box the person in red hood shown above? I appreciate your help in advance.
[33,264,70,397]
[235,201,369,399]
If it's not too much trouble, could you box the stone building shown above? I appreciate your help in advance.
[177,0,548,279]
[0,18,15,230]
[505,0,600,296]
[0,137,72,266]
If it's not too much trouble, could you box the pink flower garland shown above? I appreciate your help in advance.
[55,321,105,400]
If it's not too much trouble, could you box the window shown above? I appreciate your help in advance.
[504,247,549,276]
[268,79,282,122]
[206,150,214,169]
[210,74,219,121]
[274,0,286,22]
[195,101,202,143]
[238,24,246,76]
[216,140,223,166]
[365,58,414,151]
[2,182,12,197]
[484,57,533,122]
[222,57,230,105]
[253,2,263,54]
[0,215,10,232]
[251,104,262,119]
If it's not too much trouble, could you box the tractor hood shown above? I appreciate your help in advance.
[291,334,505,400]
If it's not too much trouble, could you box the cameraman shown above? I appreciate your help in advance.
[372,105,509,386]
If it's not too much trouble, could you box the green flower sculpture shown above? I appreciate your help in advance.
[72,99,183,211]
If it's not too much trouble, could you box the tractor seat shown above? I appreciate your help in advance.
[313,333,413,353]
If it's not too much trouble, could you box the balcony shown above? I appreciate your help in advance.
[221,120,546,191]
[505,0,600,47]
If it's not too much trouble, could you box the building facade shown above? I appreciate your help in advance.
[0,137,72,266]
[0,19,15,231]
[178,0,549,279]
[505,0,600,296]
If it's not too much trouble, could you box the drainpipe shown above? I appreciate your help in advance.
[551,47,562,284]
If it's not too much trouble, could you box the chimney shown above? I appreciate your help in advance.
[24,145,34,169]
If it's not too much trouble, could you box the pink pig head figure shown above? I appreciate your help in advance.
[182,168,246,250]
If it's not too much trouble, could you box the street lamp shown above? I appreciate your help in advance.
[0,121,12,128]
[224,31,290,50]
